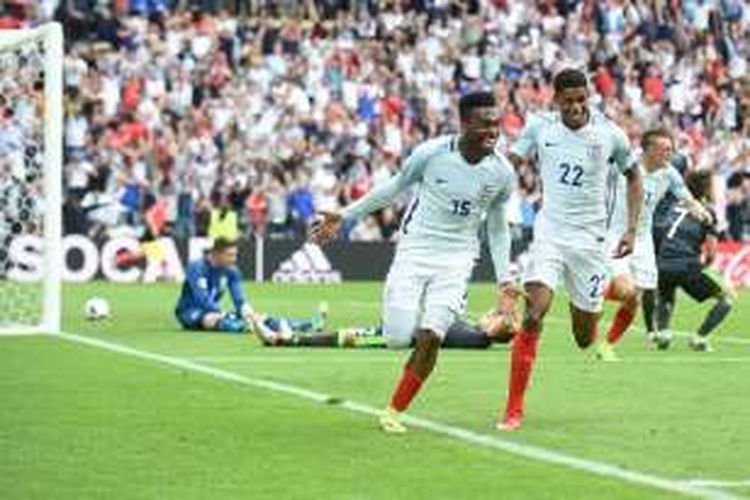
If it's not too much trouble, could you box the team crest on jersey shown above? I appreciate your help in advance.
[587,143,604,159]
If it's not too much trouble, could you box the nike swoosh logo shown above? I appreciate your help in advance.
[545,142,558,147]
[436,178,448,184]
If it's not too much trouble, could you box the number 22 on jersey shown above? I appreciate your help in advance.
[559,163,584,187]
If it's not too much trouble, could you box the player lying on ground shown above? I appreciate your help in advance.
[498,68,644,430]
[597,128,712,361]
[254,305,519,349]
[651,169,735,352]
[312,91,517,433]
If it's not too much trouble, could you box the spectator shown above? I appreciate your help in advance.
[207,191,239,241]
[246,191,268,236]
[174,182,197,239]
[14,0,745,244]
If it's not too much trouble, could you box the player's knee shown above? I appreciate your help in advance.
[414,329,441,351]
[383,307,419,349]
[386,334,412,349]
[522,311,544,333]
[199,312,221,330]
[623,289,641,311]
[718,295,734,309]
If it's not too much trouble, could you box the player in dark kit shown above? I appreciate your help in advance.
[255,311,518,349]
[652,170,735,351]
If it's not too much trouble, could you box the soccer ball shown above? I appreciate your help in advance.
[84,297,110,321]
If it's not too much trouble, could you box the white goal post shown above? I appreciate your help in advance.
[0,23,63,335]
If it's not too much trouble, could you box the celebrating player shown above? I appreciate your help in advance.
[652,170,735,351]
[597,128,711,361]
[498,69,644,430]
[641,147,691,338]
[312,91,517,433]
[175,237,256,332]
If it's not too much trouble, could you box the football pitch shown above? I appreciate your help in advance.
[2,282,749,499]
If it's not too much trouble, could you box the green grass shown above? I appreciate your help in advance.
[1,281,749,499]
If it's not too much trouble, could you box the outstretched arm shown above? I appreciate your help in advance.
[311,139,436,244]
[611,128,642,258]
[340,172,415,221]
[681,196,712,224]
[487,194,512,286]
[227,268,251,316]
[668,167,713,224]
[310,172,416,244]
[486,178,521,312]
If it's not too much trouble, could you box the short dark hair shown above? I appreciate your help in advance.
[212,237,237,253]
[553,68,588,93]
[459,91,496,121]
[686,169,713,202]
[640,127,672,150]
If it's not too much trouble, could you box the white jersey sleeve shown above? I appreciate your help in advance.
[486,167,517,283]
[610,126,633,175]
[341,137,446,221]
[666,165,690,199]
[510,114,544,159]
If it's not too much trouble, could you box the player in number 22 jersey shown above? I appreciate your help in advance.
[312,92,517,433]
[596,128,711,361]
[498,69,644,431]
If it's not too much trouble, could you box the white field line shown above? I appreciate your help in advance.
[190,355,396,363]
[682,480,750,489]
[54,331,734,500]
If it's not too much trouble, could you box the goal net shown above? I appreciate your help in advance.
[0,24,63,335]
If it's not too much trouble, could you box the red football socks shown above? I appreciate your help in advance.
[390,366,423,412]
[504,330,540,420]
[606,307,635,345]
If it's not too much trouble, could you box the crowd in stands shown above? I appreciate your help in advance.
[1,0,750,244]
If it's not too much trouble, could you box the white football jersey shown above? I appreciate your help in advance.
[342,135,517,271]
[511,111,632,247]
